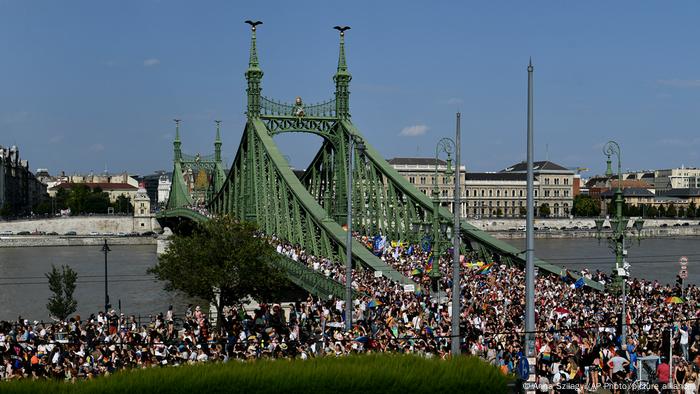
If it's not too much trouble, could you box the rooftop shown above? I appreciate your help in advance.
[49,182,137,191]
[388,157,447,166]
[600,188,655,198]
[465,172,527,181]
[501,160,573,173]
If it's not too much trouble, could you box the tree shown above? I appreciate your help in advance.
[519,206,527,217]
[67,184,91,215]
[658,205,667,218]
[149,216,285,330]
[46,264,78,320]
[666,203,677,218]
[688,202,697,218]
[678,207,686,218]
[572,195,600,217]
[496,208,503,217]
[112,195,132,214]
[539,203,551,218]
[646,205,658,218]
[85,187,110,214]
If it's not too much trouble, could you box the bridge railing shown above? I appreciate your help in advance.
[276,255,361,299]
[259,96,336,118]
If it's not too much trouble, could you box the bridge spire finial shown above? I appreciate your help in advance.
[214,120,222,162]
[173,119,182,161]
[333,25,352,119]
[245,20,264,118]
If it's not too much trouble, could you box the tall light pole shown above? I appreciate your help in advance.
[102,238,111,313]
[451,112,461,356]
[345,131,365,332]
[525,58,536,365]
[430,138,455,298]
[601,140,644,347]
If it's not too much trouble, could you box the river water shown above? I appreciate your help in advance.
[502,237,700,286]
[0,245,195,322]
[0,238,698,321]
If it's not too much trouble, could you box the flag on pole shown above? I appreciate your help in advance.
[425,252,434,271]
[574,277,585,289]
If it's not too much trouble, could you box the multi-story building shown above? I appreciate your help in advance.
[388,157,467,215]
[0,145,47,216]
[500,161,575,217]
[157,174,172,206]
[463,172,534,218]
[389,158,574,218]
[653,167,700,191]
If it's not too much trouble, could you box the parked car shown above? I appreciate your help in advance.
[103,232,115,236]
[89,231,100,236]
[16,231,31,235]
[116,232,127,237]
[0,230,13,235]
[47,231,59,235]
[660,223,668,227]
[673,223,681,227]
[140,231,155,237]
[682,222,690,226]
[64,231,77,236]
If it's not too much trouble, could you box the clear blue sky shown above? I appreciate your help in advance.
[1,1,699,177]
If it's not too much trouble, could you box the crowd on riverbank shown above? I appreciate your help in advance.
[2,233,700,390]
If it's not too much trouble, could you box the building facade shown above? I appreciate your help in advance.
[463,172,535,218]
[132,183,156,231]
[499,161,575,218]
[653,167,700,191]
[389,158,574,218]
[0,145,47,216]
[388,157,467,216]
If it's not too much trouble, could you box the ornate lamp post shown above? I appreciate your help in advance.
[595,140,644,347]
[101,238,111,313]
[430,138,455,296]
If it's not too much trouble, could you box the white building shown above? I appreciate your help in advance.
[157,174,172,205]
[653,167,700,191]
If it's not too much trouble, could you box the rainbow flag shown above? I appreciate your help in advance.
[425,252,434,271]
[411,268,423,276]
[479,263,493,275]
[541,351,551,362]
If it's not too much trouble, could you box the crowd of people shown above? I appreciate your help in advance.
[2,229,700,393]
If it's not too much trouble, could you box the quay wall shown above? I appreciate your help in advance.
[0,216,160,235]
[0,235,156,248]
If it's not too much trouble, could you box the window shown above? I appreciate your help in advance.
[140,223,145,227]
[420,177,426,185]
[534,190,538,197]
[496,201,500,207]
[545,178,550,185]
[409,177,415,184]
[545,190,550,197]
[512,190,516,197]
[481,190,485,197]
[564,178,569,185]
[519,190,523,197]
[554,190,560,197]
[496,190,500,197]
[473,190,477,197]
[554,178,560,185]
[489,190,493,197]
[564,190,569,197]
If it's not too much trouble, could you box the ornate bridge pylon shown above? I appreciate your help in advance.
[158,23,602,296]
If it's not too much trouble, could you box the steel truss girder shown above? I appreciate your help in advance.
[206,119,414,293]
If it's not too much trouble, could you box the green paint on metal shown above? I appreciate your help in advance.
[161,23,602,292]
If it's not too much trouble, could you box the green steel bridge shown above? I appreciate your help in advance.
[157,24,603,297]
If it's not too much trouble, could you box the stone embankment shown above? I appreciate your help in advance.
[466,218,700,239]
[0,235,157,248]
[0,216,160,235]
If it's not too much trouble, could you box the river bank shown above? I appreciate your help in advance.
[0,235,157,248]
[491,226,700,239]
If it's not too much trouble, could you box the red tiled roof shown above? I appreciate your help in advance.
[49,182,137,191]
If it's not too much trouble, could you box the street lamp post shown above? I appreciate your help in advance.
[599,140,644,347]
[101,238,111,313]
[430,138,455,298]
[345,132,365,332]
[450,112,462,356]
